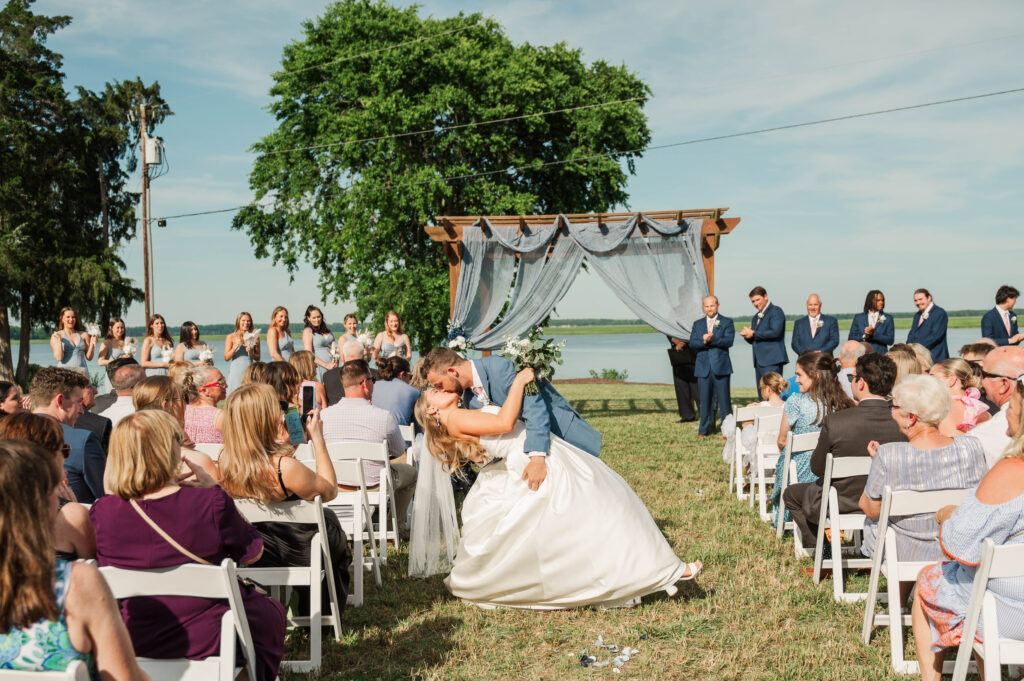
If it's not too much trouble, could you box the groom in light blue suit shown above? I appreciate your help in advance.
[423,347,602,489]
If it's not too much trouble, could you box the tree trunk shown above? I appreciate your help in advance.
[0,307,14,383]
[15,293,32,387]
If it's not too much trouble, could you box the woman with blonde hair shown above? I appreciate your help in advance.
[0,439,148,680]
[411,367,699,607]
[907,342,935,372]
[217,383,350,612]
[887,344,922,383]
[224,311,260,395]
[181,364,226,445]
[140,313,174,376]
[133,376,219,480]
[50,307,97,371]
[266,306,294,362]
[90,410,285,681]
[240,361,269,387]
[929,357,991,435]
[288,350,327,409]
[373,309,412,363]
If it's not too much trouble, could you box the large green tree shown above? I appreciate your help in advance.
[234,0,650,350]
[0,0,169,383]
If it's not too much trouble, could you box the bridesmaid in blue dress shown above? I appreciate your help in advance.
[50,307,96,372]
[302,305,336,382]
[266,306,295,362]
[342,313,360,343]
[141,314,174,376]
[173,321,207,364]
[97,318,127,392]
[225,311,260,394]
[372,309,412,366]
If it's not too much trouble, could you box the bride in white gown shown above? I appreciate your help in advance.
[411,368,701,610]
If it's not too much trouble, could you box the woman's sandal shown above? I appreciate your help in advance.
[680,561,702,581]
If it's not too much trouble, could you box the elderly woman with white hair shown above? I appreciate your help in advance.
[858,374,987,564]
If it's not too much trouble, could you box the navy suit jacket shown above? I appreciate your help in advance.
[689,316,734,377]
[981,307,1019,346]
[791,315,840,356]
[848,312,895,354]
[465,356,601,457]
[906,305,950,362]
[745,303,788,367]
[61,423,106,504]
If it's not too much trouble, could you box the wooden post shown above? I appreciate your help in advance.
[445,241,461,318]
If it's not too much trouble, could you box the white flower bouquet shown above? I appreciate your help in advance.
[328,341,340,360]
[446,323,472,356]
[123,337,138,358]
[198,344,215,363]
[357,331,374,350]
[85,322,101,338]
[159,345,173,363]
[497,327,566,396]
[243,329,261,350]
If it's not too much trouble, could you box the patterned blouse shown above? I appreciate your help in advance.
[0,560,97,679]
[184,404,223,444]
[771,391,826,526]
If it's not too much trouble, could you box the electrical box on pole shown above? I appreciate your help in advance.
[144,136,162,166]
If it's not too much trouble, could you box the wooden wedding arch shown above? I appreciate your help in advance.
[425,208,741,316]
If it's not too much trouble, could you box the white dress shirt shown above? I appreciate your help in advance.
[99,394,136,428]
[969,403,1010,470]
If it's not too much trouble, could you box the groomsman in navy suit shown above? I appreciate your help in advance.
[689,295,734,437]
[790,293,840,356]
[739,286,788,384]
[906,288,949,362]
[848,289,895,354]
[981,285,1024,346]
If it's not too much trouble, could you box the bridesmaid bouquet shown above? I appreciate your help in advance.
[198,345,215,363]
[123,337,137,357]
[243,329,261,350]
[498,327,566,396]
[446,323,472,356]
[85,322,101,338]
[329,341,340,360]
[357,331,373,350]
[159,345,173,363]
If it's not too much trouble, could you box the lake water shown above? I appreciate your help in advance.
[15,327,986,388]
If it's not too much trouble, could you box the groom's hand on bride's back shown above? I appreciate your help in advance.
[523,456,547,491]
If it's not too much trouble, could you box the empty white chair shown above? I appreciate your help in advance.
[0,660,91,681]
[810,453,873,602]
[234,497,342,672]
[775,430,820,561]
[326,441,400,563]
[748,411,783,522]
[398,424,414,445]
[861,485,974,675]
[98,559,256,681]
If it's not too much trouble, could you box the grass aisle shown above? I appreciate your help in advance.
[301,383,907,680]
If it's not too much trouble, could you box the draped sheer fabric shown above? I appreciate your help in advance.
[407,434,460,578]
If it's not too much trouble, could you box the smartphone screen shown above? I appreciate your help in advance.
[301,385,315,422]
[284,406,305,445]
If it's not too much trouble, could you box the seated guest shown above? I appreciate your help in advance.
[266,361,301,411]
[240,361,269,387]
[165,360,192,393]
[321,360,417,533]
[910,379,1024,681]
[969,346,1024,468]
[980,284,1024,347]
[133,376,219,481]
[907,342,935,372]
[288,350,327,410]
[791,294,840,356]
[372,356,421,431]
[928,358,991,436]
[859,375,986,564]
[837,340,868,401]
[737,372,787,468]
[0,380,26,415]
[849,290,894,353]
[784,353,904,551]
[90,410,285,681]
[886,344,922,384]
[771,351,855,527]
[98,363,147,427]
[91,357,138,413]
[217,383,351,612]
[409,357,430,391]
[0,413,96,560]
[74,381,112,452]
[181,364,226,444]
[30,367,106,504]
[0,439,147,681]
[323,340,367,406]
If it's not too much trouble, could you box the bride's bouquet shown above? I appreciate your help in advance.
[243,328,261,350]
[123,337,138,358]
[498,327,566,395]
[85,322,101,338]
[446,323,472,356]
[198,344,215,363]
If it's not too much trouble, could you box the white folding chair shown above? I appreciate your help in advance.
[748,411,783,522]
[861,486,974,674]
[327,441,400,563]
[234,497,342,672]
[293,442,312,461]
[0,660,91,681]
[728,404,781,501]
[775,430,820,561]
[809,453,873,602]
[951,538,1024,681]
[98,559,256,681]
[192,443,222,461]
[398,424,414,446]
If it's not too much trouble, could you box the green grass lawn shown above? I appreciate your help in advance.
[286,382,915,680]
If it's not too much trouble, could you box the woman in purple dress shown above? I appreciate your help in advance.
[90,410,285,681]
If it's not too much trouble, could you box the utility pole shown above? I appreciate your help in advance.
[139,103,151,322]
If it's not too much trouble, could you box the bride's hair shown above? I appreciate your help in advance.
[414,391,486,473]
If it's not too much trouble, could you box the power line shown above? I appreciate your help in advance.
[264,97,648,155]
[153,85,1024,222]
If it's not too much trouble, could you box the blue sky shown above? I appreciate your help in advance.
[37,0,1024,329]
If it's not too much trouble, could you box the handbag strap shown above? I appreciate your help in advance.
[129,498,212,565]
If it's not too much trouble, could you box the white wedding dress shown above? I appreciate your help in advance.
[444,407,688,609]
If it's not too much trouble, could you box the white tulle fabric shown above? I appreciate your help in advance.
[444,408,686,609]
[408,434,460,578]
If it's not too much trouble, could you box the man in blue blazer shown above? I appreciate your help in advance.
[906,288,949,362]
[424,347,602,489]
[848,289,894,354]
[689,295,734,437]
[739,286,788,384]
[981,285,1024,347]
[791,293,840,357]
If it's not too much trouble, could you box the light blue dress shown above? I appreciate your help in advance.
[771,391,825,527]
[277,334,294,361]
[226,339,252,395]
[311,331,335,382]
[379,339,408,359]
[147,341,169,376]
[101,345,125,392]
[182,345,203,363]
[55,331,88,371]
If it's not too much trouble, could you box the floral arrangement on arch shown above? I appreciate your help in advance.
[446,323,472,356]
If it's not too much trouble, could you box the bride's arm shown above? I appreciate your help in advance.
[448,368,535,437]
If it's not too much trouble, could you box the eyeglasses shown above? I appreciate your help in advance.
[981,370,1016,381]
[849,373,860,383]
[58,444,71,459]
[202,379,227,389]
[889,403,902,411]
